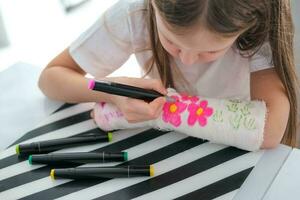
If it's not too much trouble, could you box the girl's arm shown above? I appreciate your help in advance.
[89,68,288,151]
[250,68,290,149]
[38,48,167,123]
[38,48,114,103]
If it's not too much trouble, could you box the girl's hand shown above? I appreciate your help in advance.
[94,77,167,123]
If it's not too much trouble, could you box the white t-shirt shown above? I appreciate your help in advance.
[69,0,273,100]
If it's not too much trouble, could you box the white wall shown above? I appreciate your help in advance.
[0,0,117,71]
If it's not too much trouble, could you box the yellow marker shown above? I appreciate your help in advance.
[50,169,55,179]
[49,166,152,179]
[150,165,155,177]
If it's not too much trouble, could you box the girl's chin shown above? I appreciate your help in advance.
[169,55,218,65]
[178,59,216,66]
[196,59,217,64]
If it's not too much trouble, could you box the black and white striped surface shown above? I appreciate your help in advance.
[0,103,265,200]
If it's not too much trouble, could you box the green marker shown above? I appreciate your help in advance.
[16,132,112,155]
[29,152,127,165]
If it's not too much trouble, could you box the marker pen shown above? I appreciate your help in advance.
[16,133,112,155]
[50,165,154,179]
[88,79,175,102]
[29,152,127,165]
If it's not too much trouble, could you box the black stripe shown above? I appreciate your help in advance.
[0,129,168,193]
[53,103,77,113]
[0,128,104,170]
[9,110,92,147]
[20,136,205,200]
[175,167,253,200]
[92,147,249,200]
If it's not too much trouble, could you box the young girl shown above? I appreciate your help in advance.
[38,0,298,151]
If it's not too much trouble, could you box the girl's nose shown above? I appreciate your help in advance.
[178,51,198,65]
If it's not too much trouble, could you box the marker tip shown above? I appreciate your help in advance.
[50,169,55,179]
[149,165,154,177]
[15,145,20,155]
[123,152,128,161]
[28,155,32,165]
[88,79,95,90]
[108,132,113,142]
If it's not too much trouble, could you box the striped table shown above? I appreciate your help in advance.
[0,103,291,200]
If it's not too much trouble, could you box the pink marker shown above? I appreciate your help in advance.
[88,79,96,90]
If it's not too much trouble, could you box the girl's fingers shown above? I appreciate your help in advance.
[148,79,168,95]
[109,77,168,123]
[126,98,154,117]
[149,97,166,116]
[90,110,94,119]
[90,110,97,124]
[156,100,165,116]
[125,97,165,120]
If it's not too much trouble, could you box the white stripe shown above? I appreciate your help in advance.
[0,128,148,181]
[0,120,97,159]
[134,151,263,200]
[0,161,40,181]
[213,189,238,200]
[0,131,183,199]
[55,143,226,200]
[3,175,69,200]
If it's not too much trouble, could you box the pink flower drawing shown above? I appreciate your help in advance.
[188,100,213,127]
[162,95,187,127]
[180,93,199,103]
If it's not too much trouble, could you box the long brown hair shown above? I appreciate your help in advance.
[144,0,299,147]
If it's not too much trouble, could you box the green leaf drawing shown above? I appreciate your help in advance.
[213,110,224,122]
[240,103,252,116]
[229,114,243,129]
[226,101,239,113]
[243,116,256,130]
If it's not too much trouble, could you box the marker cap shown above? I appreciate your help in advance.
[15,145,20,155]
[28,155,33,165]
[123,152,128,161]
[50,169,55,179]
[88,79,95,90]
[150,165,154,177]
[108,132,113,142]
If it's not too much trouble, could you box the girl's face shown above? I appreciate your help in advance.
[153,3,240,66]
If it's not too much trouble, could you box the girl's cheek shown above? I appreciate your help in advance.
[162,42,180,57]
[166,47,179,57]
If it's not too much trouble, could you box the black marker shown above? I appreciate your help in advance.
[88,79,175,102]
[29,152,127,165]
[50,165,154,179]
[16,133,112,155]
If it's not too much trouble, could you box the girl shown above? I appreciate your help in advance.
[38,0,299,151]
